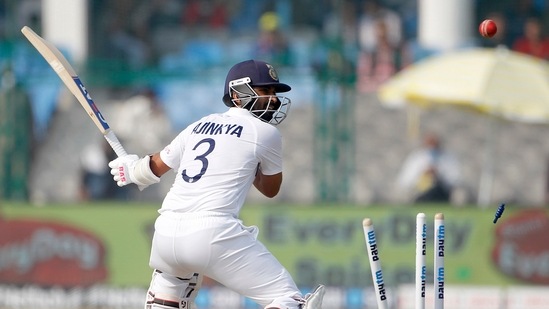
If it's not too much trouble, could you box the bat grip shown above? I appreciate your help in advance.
[104,129,128,157]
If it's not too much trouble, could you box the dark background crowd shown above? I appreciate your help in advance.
[2,0,549,205]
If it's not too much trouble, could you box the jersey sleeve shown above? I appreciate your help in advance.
[159,126,192,170]
[256,126,283,175]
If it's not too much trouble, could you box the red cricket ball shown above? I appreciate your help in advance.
[479,19,497,38]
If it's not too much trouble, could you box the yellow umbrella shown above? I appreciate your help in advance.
[378,46,549,205]
[379,46,549,123]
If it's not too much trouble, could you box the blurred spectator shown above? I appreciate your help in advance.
[504,0,542,46]
[129,0,188,62]
[356,16,410,93]
[145,0,182,29]
[79,139,127,201]
[254,11,292,66]
[0,66,32,200]
[357,0,402,53]
[112,87,172,155]
[395,133,462,203]
[207,0,229,29]
[105,17,151,69]
[311,0,359,81]
[227,0,266,32]
[322,0,359,49]
[12,38,62,142]
[16,0,41,32]
[182,0,228,29]
[110,86,171,201]
[511,16,549,60]
[398,0,418,42]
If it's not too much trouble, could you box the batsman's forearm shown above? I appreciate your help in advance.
[253,172,282,198]
[149,153,171,177]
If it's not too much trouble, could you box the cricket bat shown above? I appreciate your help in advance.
[21,26,127,157]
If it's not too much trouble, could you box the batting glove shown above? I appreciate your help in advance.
[109,154,160,190]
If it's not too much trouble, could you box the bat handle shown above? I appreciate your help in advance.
[104,129,128,157]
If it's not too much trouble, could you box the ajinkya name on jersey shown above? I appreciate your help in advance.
[191,122,243,138]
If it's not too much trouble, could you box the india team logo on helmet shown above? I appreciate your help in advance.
[266,63,278,81]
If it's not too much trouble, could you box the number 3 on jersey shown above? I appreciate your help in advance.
[182,138,216,183]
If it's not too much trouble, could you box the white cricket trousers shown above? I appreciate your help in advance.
[148,211,303,308]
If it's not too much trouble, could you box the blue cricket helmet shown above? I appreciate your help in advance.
[222,59,291,106]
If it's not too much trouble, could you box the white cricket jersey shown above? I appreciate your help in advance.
[159,108,282,216]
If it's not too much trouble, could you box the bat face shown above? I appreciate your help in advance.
[21,26,127,157]
[21,26,107,131]
[72,76,110,130]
